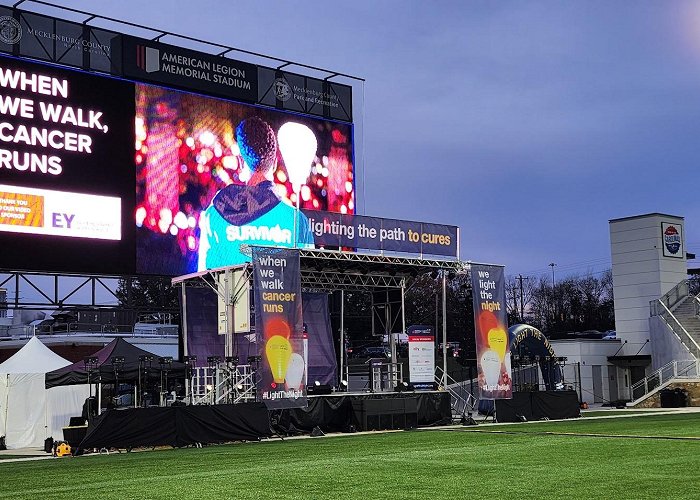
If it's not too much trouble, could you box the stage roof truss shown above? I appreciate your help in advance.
[173,249,467,292]
[301,269,406,292]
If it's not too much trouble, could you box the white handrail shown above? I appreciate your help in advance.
[657,300,700,358]
[629,358,699,402]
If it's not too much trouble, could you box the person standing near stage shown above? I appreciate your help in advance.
[198,116,314,270]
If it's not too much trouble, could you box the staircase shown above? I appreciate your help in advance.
[629,282,700,406]
[435,366,477,421]
[670,295,700,350]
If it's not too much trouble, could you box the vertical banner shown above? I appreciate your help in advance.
[253,247,307,409]
[407,325,435,390]
[471,264,512,400]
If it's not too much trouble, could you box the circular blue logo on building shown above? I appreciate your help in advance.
[664,225,681,255]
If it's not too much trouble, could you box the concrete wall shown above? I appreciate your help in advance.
[649,316,695,370]
[609,213,687,365]
[632,380,700,408]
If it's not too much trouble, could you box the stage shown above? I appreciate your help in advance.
[77,403,272,452]
[75,391,451,451]
[276,391,452,434]
[494,390,580,422]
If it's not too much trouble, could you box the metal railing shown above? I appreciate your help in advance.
[435,366,477,419]
[656,279,690,314]
[629,359,700,402]
[654,300,700,361]
[0,322,178,339]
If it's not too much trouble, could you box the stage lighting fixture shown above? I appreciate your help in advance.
[207,356,221,369]
[461,412,478,426]
[248,355,262,364]
[84,356,99,366]
[206,384,213,391]
[184,355,197,365]
[395,381,414,392]
[225,356,240,365]
[111,356,125,366]
[307,383,332,395]
[236,384,244,391]
[159,356,173,366]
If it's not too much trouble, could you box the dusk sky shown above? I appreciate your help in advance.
[26,0,700,280]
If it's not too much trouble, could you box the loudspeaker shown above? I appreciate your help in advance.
[69,416,86,427]
[307,384,333,395]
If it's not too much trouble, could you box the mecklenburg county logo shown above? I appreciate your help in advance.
[273,78,291,101]
[0,16,22,45]
[664,225,681,255]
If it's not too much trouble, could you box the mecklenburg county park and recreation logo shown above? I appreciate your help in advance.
[273,78,291,101]
[0,16,22,45]
[664,224,681,255]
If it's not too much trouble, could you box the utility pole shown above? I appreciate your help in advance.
[549,263,556,287]
[517,274,529,322]
[548,263,557,327]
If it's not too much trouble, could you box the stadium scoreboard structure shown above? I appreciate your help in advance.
[0,4,458,279]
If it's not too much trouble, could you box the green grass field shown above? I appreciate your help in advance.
[1,412,699,500]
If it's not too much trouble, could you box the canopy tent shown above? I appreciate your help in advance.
[0,337,89,449]
[45,338,187,389]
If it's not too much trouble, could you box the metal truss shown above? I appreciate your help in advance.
[0,270,175,311]
[301,269,405,292]
[14,0,364,84]
[298,248,466,271]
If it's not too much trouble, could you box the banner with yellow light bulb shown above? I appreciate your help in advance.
[253,247,307,409]
[470,264,512,400]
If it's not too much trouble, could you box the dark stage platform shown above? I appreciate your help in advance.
[275,391,452,434]
[494,390,580,422]
[76,392,451,451]
[78,403,272,451]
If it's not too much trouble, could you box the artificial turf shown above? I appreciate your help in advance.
[1,413,699,500]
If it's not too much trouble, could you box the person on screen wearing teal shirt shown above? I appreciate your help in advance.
[198,116,314,271]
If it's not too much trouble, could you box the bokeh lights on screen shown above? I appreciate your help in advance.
[134,84,354,275]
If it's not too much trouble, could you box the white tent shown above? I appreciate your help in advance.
[0,337,89,449]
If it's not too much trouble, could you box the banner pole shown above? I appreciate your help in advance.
[401,281,406,385]
[442,272,448,387]
[339,289,344,388]
[181,281,189,402]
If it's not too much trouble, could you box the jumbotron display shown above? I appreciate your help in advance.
[134,84,354,275]
[0,54,355,275]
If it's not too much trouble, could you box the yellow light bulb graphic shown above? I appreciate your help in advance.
[266,335,293,384]
[488,327,508,362]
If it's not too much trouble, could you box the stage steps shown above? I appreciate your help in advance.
[435,366,477,421]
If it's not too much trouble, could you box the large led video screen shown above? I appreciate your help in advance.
[0,54,355,276]
[134,84,354,275]
[0,54,135,274]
